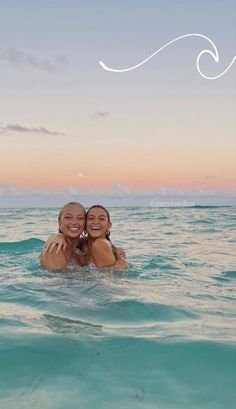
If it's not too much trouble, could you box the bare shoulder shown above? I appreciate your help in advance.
[91,239,115,267]
[92,238,112,251]
[40,246,67,270]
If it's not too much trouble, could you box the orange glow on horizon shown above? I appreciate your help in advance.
[1,137,235,192]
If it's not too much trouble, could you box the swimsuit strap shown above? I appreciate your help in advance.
[88,261,96,269]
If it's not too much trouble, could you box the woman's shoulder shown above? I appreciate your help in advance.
[92,238,112,249]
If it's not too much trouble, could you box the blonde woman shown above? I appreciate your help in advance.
[42,203,128,269]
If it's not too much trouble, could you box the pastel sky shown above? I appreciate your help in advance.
[0,0,235,206]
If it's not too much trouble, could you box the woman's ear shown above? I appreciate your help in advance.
[106,222,112,234]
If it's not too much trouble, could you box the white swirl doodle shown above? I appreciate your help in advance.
[99,33,236,80]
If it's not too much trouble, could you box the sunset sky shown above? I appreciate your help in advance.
[0,0,235,206]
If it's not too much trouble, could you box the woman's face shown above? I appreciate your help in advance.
[86,207,111,239]
[59,204,85,239]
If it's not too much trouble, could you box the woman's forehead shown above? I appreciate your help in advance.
[87,208,107,217]
[62,205,85,214]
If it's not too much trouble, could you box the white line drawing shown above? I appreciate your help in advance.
[99,33,236,80]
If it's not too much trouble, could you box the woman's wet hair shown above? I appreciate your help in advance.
[58,202,85,233]
[86,204,118,259]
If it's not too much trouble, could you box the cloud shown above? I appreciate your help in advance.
[0,183,235,208]
[203,175,218,180]
[0,183,233,199]
[0,184,22,196]
[92,111,110,119]
[105,183,236,199]
[0,48,68,71]
[0,124,64,136]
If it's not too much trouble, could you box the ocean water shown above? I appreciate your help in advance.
[0,206,235,409]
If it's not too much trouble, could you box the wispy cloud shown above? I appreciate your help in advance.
[0,124,64,136]
[0,48,68,71]
[203,175,218,180]
[92,111,110,119]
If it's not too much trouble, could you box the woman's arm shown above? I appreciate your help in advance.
[40,246,68,270]
[112,246,128,269]
[44,233,67,254]
[91,239,116,267]
[91,239,128,269]
[114,257,129,269]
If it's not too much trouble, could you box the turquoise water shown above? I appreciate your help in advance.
[0,206,235,409]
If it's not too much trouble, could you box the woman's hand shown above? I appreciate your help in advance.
[114,247,128,269]
[116,247,126,260]
[44,233,67,254]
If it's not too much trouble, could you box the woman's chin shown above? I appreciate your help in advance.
[65,232,81,239]
[89,232,103,239]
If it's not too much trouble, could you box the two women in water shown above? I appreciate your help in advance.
[41,202,128,270]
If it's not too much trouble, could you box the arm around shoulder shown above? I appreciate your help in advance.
[114,258,129,269]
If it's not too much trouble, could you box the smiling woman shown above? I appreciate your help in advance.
[85,204,128,268]
[40,202,86,269]
[42,203,128,269]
